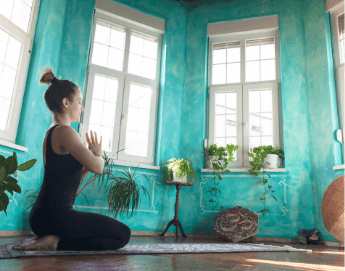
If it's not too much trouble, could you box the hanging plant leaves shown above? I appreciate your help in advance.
[17,159,37,171]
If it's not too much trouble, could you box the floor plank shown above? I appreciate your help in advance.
[0,235,343,271]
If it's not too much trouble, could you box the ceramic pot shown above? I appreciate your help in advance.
[173,170,187,183]
[264,154,279,169]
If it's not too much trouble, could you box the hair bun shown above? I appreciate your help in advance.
[39,67,55,85]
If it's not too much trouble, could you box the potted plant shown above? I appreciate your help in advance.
[248,145,284,216]
[0,151,37,216]
[264,145,284,169]
[25,150,151,219]
[165,158,198,188]
[201,143,238,210]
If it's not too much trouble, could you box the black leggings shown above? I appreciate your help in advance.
[30,208,131,251]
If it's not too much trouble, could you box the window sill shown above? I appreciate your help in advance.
[0,139,28,153]
[110,159,160,171]
[201,167,286,173]
[333,165,345,171]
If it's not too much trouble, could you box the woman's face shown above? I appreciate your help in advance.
[62,88,84,122]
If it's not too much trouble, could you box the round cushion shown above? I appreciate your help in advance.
[321,175,344,243]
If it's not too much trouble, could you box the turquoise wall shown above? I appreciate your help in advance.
[0,0,343,242]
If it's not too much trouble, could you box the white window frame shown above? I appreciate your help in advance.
[0,0,41,144]
[208,30,281,168]
[80,10,162,165]
[330,2,345,149]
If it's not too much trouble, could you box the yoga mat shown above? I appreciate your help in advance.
[1,240,311,259]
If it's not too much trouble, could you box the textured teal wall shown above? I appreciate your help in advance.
[0,0,343,242]
[180,0,342,241]
[303,0,344,241]
[0,0,68,230]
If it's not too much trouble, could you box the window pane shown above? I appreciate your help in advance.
[261,90,272,112]
[128,53,142,76]
[226,114,236,137]
[226,92,236,114]
[0,28,9,63]
[227,45,240,63]
[124,130,136,156]
[246,44,259,61]
[101,101,116,127]
[5,36,22,70]
[104,78,118,104]
[137,109,150,134]
[249,113,261,136]
[0,97,10,130]
[136,132,148,157]
[127,107,138,131]
[92,43,108,67]
[94,23,110,46]
[0,65,16,100]
[92,75,106,100]
[11,0,31,32]
[22,0,33,7]
[227,63,240,83]
[249,90,260,113]
[215,115,225,137]
[142,57,156,80]
[101,126,113,152]
[261,113,273,136]
[107,47,123,71]
[246,61,260,82]
[261,43,275,59]
[0,0,15,19]
[215,93,225,114]
[89,99,103,125]
[249,137,260,153]
[143,39,157,59]
[128,84,140,108]
[130,34,144,55]
[213,44,226,64]
[212,64,226,84]
[139,87,151,110]
[262,136,273,146]
[110,28,125,50]
[261,60,275,81]
[215,137,225,147]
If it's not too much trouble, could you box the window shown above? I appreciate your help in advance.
[330,2,345,144]
[80,11,162,165]
[0,0,40,142]
[208,29,281,168]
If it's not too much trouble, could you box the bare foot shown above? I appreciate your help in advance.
[12,235,59,251]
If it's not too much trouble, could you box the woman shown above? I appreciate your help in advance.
[13,67,131,251]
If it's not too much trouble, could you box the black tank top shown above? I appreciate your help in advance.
[30,125,83,219]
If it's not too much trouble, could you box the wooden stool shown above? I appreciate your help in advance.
[159,180,193,239]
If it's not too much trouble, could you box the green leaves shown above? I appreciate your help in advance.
[166,158,198,185]
[0,190,9,216]
[17,159,37,171]
[0,151,37,216]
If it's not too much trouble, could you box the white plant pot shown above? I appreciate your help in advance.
[173,170,187,183]
[264,154,279,169]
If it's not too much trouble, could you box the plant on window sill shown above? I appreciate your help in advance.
[202,144,238,211]
[248,145,284,217]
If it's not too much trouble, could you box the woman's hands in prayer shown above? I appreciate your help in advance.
[85,130,102,157]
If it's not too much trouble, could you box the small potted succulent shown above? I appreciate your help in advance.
[166,158,198,186]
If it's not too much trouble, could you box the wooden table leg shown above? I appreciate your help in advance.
[159,183,188,238]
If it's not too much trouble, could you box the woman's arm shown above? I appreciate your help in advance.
[81,166,90,181]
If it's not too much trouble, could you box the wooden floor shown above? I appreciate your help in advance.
[0,235,344,271]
